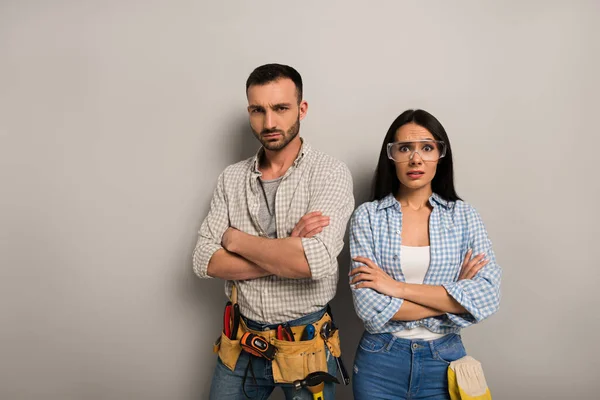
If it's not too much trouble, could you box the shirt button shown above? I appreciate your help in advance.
[393,255,398,260]
[396,230,401,235]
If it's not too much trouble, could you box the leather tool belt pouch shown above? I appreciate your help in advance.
[214,309,342,384]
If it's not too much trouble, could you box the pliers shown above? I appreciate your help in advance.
[223,301,232,338]
[277,324,294,341]
[223,302,241,340]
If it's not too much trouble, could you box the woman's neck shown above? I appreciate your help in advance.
[396,186,433,211]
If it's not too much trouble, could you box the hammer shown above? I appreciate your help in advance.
[293,371,339,400]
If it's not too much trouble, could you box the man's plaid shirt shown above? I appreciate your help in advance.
[193,141,354,324]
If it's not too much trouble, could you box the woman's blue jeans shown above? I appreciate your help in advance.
[352,331,467,400]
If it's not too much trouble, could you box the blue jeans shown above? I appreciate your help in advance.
[352,331,466,400]
[209,308,338,400]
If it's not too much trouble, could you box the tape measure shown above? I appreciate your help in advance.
[240,332,277,360]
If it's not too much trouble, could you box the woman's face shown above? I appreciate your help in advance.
[392,123,440,193]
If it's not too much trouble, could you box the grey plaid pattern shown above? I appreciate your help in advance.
[193,141,354,324]
[350,193,502,333]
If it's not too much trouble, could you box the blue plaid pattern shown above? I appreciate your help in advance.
[349,193,502,333]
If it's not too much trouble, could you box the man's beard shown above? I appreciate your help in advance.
[252,117,300,151]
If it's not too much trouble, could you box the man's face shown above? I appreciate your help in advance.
[247,78,308,151]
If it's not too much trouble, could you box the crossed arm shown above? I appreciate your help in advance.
[193,165,354,281]
[207,212,330,280]
[350,252,486,321]
[348,206,501,329]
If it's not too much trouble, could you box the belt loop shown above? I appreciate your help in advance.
[385,334,396,351]
[428,340,436,355]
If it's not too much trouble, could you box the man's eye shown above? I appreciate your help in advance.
[275,106,288,112]
[251,109,263,114]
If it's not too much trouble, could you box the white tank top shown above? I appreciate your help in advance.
[392,245,446,341]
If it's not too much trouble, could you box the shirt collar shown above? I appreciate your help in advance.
[429,192,451,209]
[376,192,452,211]
[376,193,399,211]
[251,139,310,175]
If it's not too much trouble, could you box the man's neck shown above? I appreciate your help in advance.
[259,136,302,180]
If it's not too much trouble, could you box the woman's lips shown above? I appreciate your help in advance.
[407,171,425,179]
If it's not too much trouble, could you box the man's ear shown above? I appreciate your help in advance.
[299,100,308,121]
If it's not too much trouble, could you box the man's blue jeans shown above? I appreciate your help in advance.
[209,308,338,400]
[352,331,467,400]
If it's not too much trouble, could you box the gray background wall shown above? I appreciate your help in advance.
[1,1,599,399]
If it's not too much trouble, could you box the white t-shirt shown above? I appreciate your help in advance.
[392,245,446,341]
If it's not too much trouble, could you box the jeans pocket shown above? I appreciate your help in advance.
[358,333,387,353]
[435,338,467,364]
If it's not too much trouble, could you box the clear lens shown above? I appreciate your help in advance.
[387,140,446,163]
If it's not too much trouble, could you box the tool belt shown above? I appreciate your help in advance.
[213,287,342,384]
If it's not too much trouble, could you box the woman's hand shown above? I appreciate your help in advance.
[349,256,403,298]
[458,249,489,280]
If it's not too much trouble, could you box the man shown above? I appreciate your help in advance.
[193,63,354,399]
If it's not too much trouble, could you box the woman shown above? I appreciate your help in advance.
[349,109,501,400]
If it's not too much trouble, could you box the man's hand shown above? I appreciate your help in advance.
[290,211,330,238]
[221,227,239,253]
[222,210,328,253]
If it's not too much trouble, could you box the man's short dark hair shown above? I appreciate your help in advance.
[246,64,303,103]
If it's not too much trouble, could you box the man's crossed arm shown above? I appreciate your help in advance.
[207,212,329,280]
[193,164,354,281]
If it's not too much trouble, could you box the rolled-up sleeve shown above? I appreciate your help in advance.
[192,172,229,279]
[443,206,502,326]
[349,205,402,332]
[301,163,354,280]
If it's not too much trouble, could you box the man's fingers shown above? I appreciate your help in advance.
[297,217,329,237]
[303,227,323,238]
[307,211,323,216]
[293,221,310,236]
[292,212,329,237]
[300,211,323,222]
[292,212,322,235]
[300,214,328,227]
[303,218,330,233]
